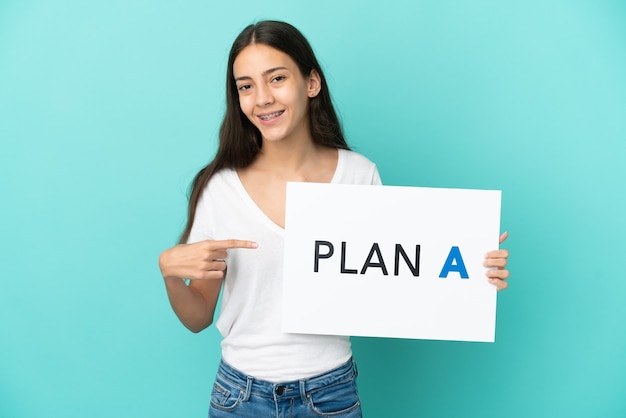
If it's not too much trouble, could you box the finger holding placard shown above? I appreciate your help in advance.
[484,232,510,290]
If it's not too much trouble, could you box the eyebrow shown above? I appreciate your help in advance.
[234,66,289,82]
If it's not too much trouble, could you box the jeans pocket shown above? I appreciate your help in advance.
[209,375,244,412]
[307,379,361,416]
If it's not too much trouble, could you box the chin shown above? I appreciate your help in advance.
[260,132,290,143]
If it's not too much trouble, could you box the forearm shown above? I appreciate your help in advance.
[158,239,255,332]
[163,276,221,333]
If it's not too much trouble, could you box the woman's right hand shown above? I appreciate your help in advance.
[159,239,258,281]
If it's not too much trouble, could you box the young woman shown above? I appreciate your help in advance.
[159,20,510,418]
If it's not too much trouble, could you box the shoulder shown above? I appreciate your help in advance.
[202,167,235,191]
[195,168,237,208]
[336,149,382,185]
[339,149,376,169]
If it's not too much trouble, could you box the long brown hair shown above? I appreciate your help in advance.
[179,20,349,243]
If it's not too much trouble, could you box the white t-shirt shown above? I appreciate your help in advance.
[187,149,382,382]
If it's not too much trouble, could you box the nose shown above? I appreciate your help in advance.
[255,84,274,107]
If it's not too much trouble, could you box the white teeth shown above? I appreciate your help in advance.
[259,111,283,121]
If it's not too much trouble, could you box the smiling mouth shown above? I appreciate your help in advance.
[258,110,284,121]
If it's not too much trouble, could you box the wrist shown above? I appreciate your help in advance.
[163,274,187,291]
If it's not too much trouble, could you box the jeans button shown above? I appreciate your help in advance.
[275,385,285,395]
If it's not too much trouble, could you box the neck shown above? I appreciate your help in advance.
[255,137,320,176]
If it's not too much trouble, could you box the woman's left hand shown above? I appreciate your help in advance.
[484,232,510,290]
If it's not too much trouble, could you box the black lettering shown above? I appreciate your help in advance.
[314,241,334,272]
[340,241,358,274]
[360,243,389,275]
[394,244,420,276]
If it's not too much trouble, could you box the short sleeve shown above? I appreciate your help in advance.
[186,187,214,244]
[371,165,383,185]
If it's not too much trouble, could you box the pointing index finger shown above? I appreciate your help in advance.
[212,239,258,250]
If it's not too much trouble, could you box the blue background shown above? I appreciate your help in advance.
[1,1,625,417]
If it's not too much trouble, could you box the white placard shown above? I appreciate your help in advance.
[282,183,501,342]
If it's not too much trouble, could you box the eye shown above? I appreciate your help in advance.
[271,75,286,83]
[237,84,251,91]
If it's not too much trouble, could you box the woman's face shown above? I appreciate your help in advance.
[233,43,320,145]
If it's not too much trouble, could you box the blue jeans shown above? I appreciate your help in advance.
[208,358,362,417]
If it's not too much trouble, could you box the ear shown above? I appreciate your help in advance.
[307,69,322,98]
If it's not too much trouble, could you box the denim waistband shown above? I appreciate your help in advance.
[215,357,357,402]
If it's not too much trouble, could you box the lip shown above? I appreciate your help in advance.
[256,110,285,125]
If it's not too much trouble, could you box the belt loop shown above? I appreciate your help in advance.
[242,375,253,402]
[299,379,308,405]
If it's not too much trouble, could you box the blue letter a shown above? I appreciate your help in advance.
[439,246,469,279]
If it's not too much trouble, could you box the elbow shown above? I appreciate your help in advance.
[187,324,209,334]
[188,326,204,334]
[184,317,214,334]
